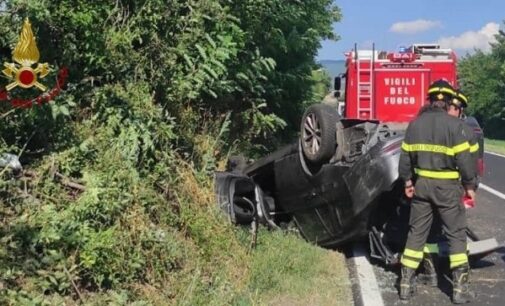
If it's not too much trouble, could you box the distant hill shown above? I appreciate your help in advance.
[318,59,346,79]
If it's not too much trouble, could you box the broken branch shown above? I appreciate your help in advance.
[54,172,86,192]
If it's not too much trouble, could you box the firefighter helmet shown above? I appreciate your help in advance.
[427,79,456,103]
[451,90,468,108]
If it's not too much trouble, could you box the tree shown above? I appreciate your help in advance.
[226,0,341,142]
[458,24,505,138]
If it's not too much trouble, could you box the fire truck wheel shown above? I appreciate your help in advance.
[300,103,339,164]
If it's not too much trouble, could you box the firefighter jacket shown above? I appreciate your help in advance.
[399,107,477,189]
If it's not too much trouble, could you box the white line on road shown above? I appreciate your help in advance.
[352,244,384,306]
[480,183,505,200]
[485,151,505,159]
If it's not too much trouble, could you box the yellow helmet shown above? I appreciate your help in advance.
[427,79,456,103]
[451,90,468,108]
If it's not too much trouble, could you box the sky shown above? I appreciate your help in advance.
[317,0,505,60]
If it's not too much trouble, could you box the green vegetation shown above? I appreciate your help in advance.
[458,25,505,139]
[485,138,505,155]
[248,230,351,306]
[311,68,332,105]
[0,0,350,304]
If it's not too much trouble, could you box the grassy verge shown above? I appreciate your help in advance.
[245,229,352,306]
[484,138,505,155]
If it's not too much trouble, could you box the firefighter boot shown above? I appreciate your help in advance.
[452,265,475,304]
[419,253,438,287]
[399,266,417,300]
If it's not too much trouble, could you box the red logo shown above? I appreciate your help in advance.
[387,52,417,63]
[1,18,68,108]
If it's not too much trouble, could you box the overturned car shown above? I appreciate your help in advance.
[215,103,499,265]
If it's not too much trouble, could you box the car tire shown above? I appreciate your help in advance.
[300,103,339,164]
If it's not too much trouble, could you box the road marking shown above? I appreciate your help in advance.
[352,244,384,306]
[485,151,505,159]
[480,183,505,200]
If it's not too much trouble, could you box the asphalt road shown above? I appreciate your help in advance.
[373,152,505,306]
[481,152,505,193]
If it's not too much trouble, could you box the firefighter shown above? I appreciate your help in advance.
[417,89,480,288]
[398,80,477,303]
[451,90,480,170]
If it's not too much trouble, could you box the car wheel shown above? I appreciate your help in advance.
[300,103,339,164]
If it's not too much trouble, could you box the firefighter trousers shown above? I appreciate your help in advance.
[401,178,468,270]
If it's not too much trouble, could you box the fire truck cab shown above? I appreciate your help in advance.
[335,44,457,124]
